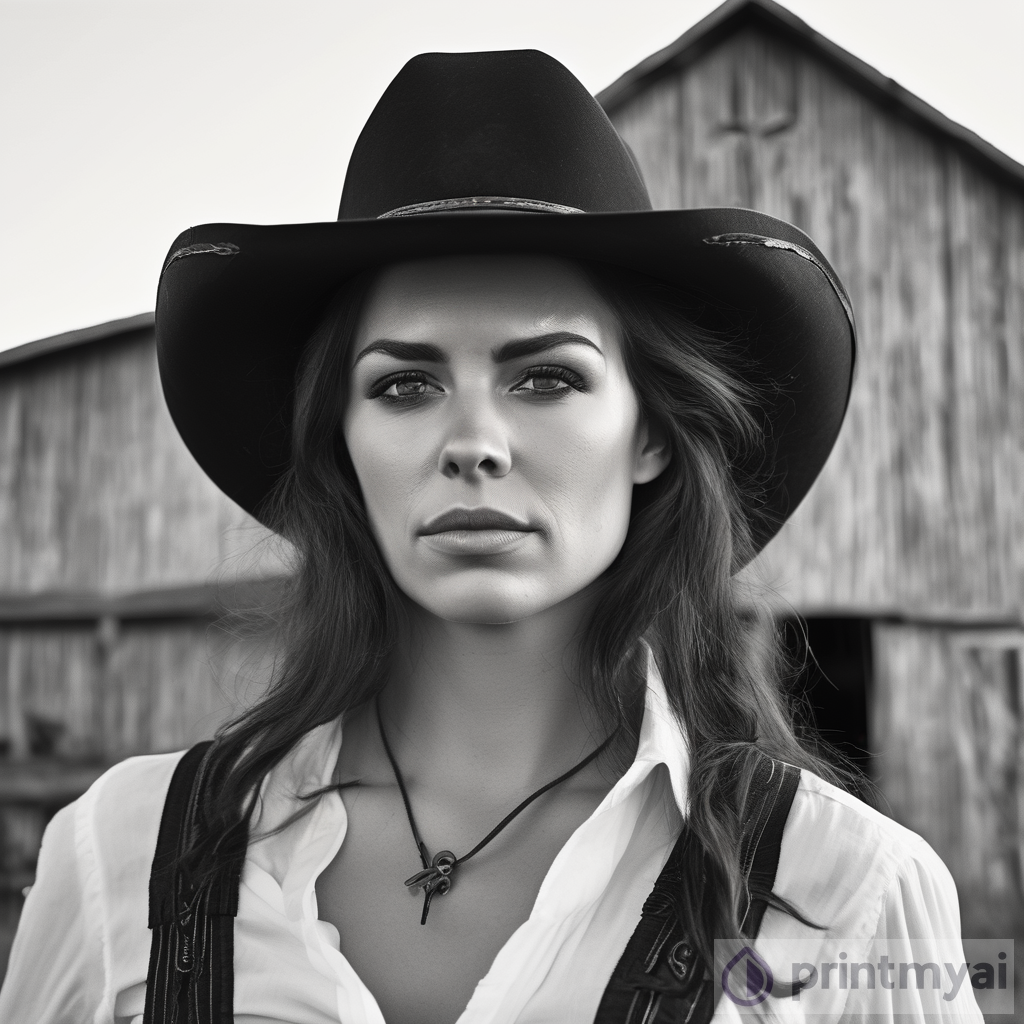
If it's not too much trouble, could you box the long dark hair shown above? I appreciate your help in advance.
[182,259,848,965]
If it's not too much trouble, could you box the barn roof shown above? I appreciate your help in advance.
[0,312,154,372]
[597,0,1024,191]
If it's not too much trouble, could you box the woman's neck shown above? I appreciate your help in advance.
[379,591,611,793]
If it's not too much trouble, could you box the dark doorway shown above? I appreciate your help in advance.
[780,617,872,777]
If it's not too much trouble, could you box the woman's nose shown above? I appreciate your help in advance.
[437,409,512,479]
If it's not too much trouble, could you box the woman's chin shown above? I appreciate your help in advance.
[404,581,559,626]
[432,595,541,626]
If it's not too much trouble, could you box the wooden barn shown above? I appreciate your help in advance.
[1,0,1022,983]
[0,314,284,968]
[598,0,1024,948]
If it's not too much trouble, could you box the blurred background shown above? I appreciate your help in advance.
[2,0,1024,1005]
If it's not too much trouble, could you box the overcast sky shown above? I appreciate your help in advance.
[2,0,1022,352]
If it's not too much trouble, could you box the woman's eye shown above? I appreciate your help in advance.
[512,367,584,397]
[522,376,567,392]
[390,379,432,397]
[370,373,443,402]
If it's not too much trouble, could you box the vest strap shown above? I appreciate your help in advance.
[143,741,238,1024]
[591,759,801,1024]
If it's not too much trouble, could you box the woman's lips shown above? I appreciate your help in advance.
[419,507,533,534]
[418,508,536,555]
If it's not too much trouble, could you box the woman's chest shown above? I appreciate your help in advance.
[314,782,611,1024]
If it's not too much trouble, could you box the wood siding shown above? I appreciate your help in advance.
[872,622,1024,943]
[0,328,284,974]
[0,326,282,595]
[0,620,271,762]
[608,25,1024,619]
[0,326,285,763]
[0,619,274,971]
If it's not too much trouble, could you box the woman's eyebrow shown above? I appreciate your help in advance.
[353,340,446,365]
[493,332,604,362]
[352,331,604,366]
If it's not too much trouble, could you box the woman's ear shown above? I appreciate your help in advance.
[633,418,672,484]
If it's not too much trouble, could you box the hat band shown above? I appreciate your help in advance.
[377,196,585,218]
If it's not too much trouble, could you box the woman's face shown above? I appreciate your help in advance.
[343,255,669,624]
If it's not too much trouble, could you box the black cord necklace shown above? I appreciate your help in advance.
[375,696,618,925]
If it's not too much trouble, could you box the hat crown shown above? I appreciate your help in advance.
[338,49,653,220]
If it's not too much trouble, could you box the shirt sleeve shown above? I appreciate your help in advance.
[0,797,108,1023]
[838,836,984,1024]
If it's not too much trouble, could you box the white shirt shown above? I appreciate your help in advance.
[0,665,983,1024]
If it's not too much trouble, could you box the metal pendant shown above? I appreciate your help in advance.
[404,850,456,925]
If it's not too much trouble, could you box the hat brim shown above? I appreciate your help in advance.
[155,207,855,553]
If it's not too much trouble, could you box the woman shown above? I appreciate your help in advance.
[0,49,980,1024]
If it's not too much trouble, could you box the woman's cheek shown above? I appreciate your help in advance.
[537,419,635,550]
[348,431,409,545]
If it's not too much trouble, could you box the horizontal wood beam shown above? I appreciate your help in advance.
[0,585,1017,631]
[0,761,111,803]
[766,604,1024,631]
[0,576,289,624]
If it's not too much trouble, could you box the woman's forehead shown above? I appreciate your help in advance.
[355,255,619,342]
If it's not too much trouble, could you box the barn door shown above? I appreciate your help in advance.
[871,623,1024,941]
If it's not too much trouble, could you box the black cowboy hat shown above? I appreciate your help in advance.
[155,48,855,553]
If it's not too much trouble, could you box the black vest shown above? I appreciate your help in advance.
[144,744,799,1024]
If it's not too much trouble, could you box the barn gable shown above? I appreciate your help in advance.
[599,0,1024,190]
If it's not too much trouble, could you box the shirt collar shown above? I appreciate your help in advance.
[634,649,690,817]
[249,647,690,854]
[248,718,344,885]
